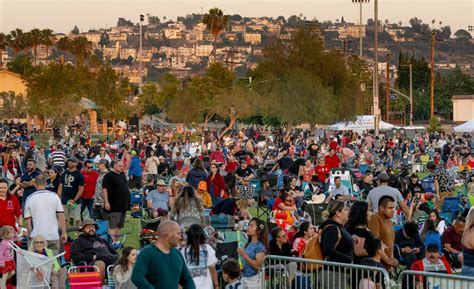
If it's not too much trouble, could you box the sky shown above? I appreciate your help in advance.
[1,0,473,34]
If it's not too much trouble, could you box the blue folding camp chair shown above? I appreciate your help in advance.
[440,194,461,225]
[421,176,435,193]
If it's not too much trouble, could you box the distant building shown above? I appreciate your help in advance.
[194,44,213,57]
[452,95,474,122]
[81,32,102,45]
[338,24,366,39]
[232,24,246,33]
[244,33,262,45]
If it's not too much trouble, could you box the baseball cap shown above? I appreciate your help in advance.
[68,156,79,163]
[376,172,390,182]
[198,181,207,191]
[130,150,137,156]
[426,243,439,253]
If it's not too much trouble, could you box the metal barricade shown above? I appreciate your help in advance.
[397,270,474,289]
[261,255,391,289]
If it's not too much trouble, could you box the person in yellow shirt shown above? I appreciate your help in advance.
[196,181,213,209]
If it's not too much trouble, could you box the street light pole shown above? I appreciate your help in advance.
[352,0,370,58]
[139,14,144,93]
[373,0,380,133]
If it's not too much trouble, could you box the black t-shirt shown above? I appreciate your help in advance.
[235,167,253,178]
[102,171,130,212]
[211,198,237,216]
[46,177,60,194]
[307,144,319,157]
[278,157,293,170]
[60,169,85,204]
[347,227,376,264]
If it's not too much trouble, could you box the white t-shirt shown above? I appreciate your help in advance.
[180,244,217,289]
[24,190,64,241]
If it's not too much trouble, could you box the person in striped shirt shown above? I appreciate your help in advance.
[49,144,66,170]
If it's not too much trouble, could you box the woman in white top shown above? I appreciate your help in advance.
[93,147,112,165]
[112,246,137,289]
[180,224,218,289]
[429,209,446,235]
[145,150,159,180]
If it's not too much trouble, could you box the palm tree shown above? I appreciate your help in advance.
[7,28,27,56]
[56,36,70,65]
[0,33,7,67]
[69,36,92,65]
[41,29,54,64]
[29,28,42,65]
[202,7,229,57]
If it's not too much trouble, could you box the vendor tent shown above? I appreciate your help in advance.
[328,115,395,132]
[453,119,474,133]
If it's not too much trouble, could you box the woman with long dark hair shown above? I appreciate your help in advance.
[269,227,292,257]
[180,224,219,289]
[112,246,138,289]
[420,219,442,253]
[428,209,446,235]
[291,221,314,257]
[171,185,205,225]
[186,158,208,189]
[237,218,268,289]
[346,201,376,264]
[206,162,226,205]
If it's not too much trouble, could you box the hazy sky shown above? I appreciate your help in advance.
[1,0,473,34]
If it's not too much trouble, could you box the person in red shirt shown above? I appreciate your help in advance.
[325,148,341,170]
[315,157,330,190]
[80,160,99,220]
[225,155,238,174]
[209,146,226,164]
[411,244,452,285]
[0,179,22,232]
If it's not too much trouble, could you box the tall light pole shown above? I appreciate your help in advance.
[385,53,391,121]
[430,30,436,118]
[352,0,370,58]
[139,14,144,93]
[373,0,380,133]
[397,64,413,126]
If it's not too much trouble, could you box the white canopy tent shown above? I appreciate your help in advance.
[453,119,474,133]
[328,115,395,132]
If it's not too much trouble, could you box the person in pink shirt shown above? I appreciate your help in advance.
[0,225,16,288]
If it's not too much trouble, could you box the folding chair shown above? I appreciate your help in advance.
[440,194,461,225]
[107,265,115,289]
[68,265,102,289]
[9,242,65,289]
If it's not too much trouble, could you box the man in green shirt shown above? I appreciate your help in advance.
[131,220,195,289]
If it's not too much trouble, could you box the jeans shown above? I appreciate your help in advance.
[80,198,94,220]
[461,265,474,276]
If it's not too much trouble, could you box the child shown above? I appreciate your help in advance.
[359,238,385,289]
[222,258,241,289]
[0,226,16,289]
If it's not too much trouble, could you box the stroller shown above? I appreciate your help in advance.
[139,216,163,248]
[10,242,65,289]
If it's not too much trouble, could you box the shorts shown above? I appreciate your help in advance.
[63,203,82,223]
[104,211,126,229]
[0,260,15,274]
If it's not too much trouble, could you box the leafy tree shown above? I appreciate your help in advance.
[117,18,134,27]
[0,91,27,118]
[41,29,54,62]
[202,7,229,56]
[99,32,110,46]
[25,63,89,127]
[71,25,80,35]
[29,28,42,65]
[7,28,27,56]
[229,14,243,22]
[454,29,472,40]
[6,55,34,76]
[56,36,71,65]
[69,36,92,65]
[0,33,7,66]
[137,83,162,115]
[147,15,161,26]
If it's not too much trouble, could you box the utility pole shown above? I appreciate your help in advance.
[430,30,436,118]
[352,0,370,58]
[373,0,380,133]
[409,64,413,126]
[385,53,390,121]
[139,14,144,93]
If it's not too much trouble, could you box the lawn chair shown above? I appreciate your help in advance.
[440,194,462,225]
[10,242,65,289]
[68,265,102,289]
[107,265,115,289]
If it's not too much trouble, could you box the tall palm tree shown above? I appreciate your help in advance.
[41,29,54,63]
[7,28,27,56]
[29,28,42,65]
[69,36,92,65]
[56,36,70,65]
[0,33,7,67]
[202,7,229,57]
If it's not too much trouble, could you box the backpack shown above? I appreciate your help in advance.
[301,224,342,271]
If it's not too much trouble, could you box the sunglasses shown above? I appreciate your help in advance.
[86,166,93,169]
[34,241,45,244]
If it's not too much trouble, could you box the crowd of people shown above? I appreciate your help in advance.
[0,121,473,289]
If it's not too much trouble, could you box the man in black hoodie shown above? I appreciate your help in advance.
[70,219,118,284]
